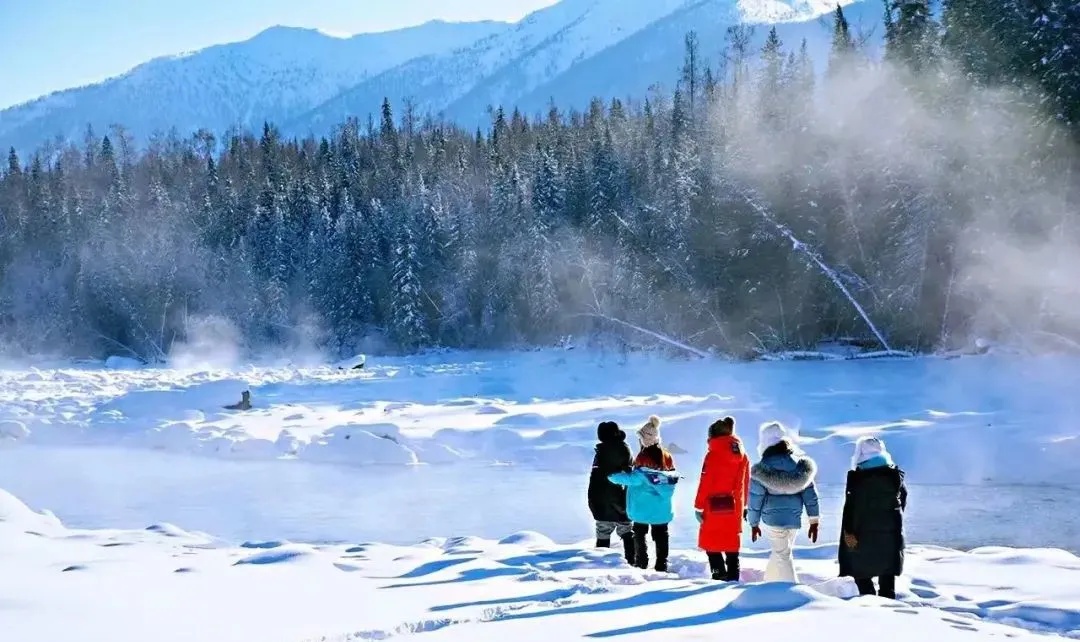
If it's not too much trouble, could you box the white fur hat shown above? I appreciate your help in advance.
[852,436,892,469]
[638,415,662,448]
[758,421,788,455]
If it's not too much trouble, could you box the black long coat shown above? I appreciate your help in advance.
[588,424,632,523]
[838,465,908,578]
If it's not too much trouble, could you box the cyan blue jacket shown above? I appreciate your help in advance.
[747,443,820,530]
[608,467,679,525]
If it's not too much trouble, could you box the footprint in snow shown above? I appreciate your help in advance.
[911,586,941,599]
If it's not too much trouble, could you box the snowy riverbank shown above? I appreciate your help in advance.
[2,350,1080,485]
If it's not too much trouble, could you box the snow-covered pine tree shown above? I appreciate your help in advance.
[828,4,856,78]
[390,212,428,352]
[885,0,939,73]
[758,27,785,125]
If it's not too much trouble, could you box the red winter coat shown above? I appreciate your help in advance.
[695,435,750,552]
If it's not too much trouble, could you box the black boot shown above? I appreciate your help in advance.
[621,534,635,565]
[633,533,649,569]
[707,552,726,581]
[653,529,670,573]
[878,576,897,600]
[596,538,611,548]
[724,552,741,582]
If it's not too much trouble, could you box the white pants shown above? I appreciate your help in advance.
[764,525,798,583]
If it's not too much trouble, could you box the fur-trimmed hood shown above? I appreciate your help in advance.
[751,454,818,495]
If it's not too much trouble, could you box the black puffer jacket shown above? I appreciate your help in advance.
[587,422,633,522]
[838,465,908,579]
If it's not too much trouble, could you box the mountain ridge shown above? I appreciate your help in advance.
[0,0,877,152]
[0,19,508,151]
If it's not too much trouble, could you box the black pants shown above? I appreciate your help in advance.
[631,523,669,571]
[706,551,741,582]
[855,575,896,599]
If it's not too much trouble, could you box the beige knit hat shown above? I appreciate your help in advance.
[637,415,662,448]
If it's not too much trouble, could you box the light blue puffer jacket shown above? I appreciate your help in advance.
[608,467,680,525]
[747,445,820,530]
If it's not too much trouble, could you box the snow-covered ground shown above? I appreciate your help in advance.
[4,488,1080,642]
[3,349,1080,640]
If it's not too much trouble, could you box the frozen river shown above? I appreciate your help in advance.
[2,445,1075,553]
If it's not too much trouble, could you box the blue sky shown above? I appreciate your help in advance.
[0,0,559,109]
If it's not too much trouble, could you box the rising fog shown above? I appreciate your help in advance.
[0,15,1076,365]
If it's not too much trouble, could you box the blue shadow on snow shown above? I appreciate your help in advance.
[431,587,590,612]
[395,557,476,579]
[382,567,528,589]
[492,584,733,623]
[586,583,816,638]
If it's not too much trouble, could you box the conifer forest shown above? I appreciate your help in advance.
[1,2,1077,360]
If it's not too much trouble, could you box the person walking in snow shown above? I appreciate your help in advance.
[694,416,750,582]
[588,420,634,564]
[608,415,679,572]
[747,421,821,583]
[838,436,908,599]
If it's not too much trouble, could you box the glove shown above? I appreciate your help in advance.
[843,532,858,549]
[751,526,761,542]
[695,510,704,524]
[808,522,819,543]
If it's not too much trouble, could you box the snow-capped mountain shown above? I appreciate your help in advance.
[0,20,505,152]
[1,0,875,152]
[287,0,699,132]
[506,0,883,123]
[291,0,867,133]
